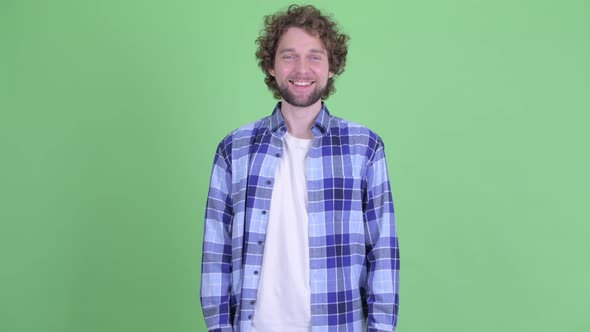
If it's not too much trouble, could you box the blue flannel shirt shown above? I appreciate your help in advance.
[201,102,399,332]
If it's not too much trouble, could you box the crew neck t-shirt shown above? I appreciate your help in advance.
[251,132,313,332]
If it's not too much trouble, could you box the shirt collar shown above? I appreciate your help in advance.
[268,101,332,137]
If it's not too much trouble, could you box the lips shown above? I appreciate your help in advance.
[289,80,314,87]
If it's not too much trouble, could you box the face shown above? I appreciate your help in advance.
[269,27,334,108]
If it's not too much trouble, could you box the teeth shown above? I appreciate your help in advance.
[292,81,312,86]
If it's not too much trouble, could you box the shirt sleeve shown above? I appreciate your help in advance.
[200,142,235,331]
[363,141,400,332]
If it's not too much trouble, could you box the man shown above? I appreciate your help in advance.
[201,5,399,332]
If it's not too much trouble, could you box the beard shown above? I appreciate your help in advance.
[277,80,328,108]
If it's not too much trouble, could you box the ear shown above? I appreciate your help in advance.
[268,67,275,77]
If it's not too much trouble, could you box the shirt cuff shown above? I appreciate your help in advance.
[209,327,233,332]
[367,328,393,332]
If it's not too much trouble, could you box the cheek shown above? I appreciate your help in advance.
[316,63,331,76]
[275,65,292,77]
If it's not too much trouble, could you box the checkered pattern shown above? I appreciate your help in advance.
[201,102,399,332]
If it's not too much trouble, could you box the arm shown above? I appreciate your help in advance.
[363,142,400,332]
[200,142,234,332]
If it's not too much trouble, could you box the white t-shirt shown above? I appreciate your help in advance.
[251,132,313,332]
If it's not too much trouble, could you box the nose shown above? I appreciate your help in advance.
[294,58,310,74]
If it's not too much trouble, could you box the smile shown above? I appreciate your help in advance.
[289,80,314,87]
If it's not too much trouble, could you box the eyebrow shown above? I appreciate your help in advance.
[278,48,326,54]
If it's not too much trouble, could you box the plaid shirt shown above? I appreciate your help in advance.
[201,102,399,332]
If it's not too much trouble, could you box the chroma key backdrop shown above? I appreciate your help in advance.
[2,0,589,331]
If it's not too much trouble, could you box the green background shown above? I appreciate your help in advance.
[2,0,589,331]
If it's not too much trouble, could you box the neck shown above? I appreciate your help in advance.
[280,99,322,139]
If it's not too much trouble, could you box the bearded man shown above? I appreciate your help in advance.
[201,5,400,332]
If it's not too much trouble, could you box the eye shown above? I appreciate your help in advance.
[282,55,296,61]
[311,55,322,61]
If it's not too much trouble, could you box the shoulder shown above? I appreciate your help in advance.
[328,116,385,157]
[216,115,270,159]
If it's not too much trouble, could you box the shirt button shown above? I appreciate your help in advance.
[253,271,259,275]
[275,153,280,158]
[250,300,256,305]
[261,210,266,215]
[248,315,252,320]
[257,241,263,245]
[266,180,272,185]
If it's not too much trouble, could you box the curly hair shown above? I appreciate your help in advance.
[255,4,350,100]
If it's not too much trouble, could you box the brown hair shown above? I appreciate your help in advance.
[255,4,350,99]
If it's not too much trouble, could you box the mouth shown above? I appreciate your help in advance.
[289,80,315,87]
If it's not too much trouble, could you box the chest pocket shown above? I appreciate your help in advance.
[308,135,366,260]
[308,135,364,219]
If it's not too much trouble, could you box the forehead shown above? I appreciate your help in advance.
[276,27,326,52]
